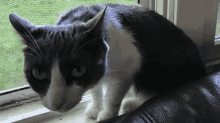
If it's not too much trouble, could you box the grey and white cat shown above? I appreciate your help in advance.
[9,3,206,122]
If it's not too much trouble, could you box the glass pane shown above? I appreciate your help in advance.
[0,0,136,91]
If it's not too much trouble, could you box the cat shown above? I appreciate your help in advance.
[9,3,207,122]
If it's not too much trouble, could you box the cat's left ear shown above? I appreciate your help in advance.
[9,14,38,35]
[9,14,44,45]
[84,5,108,32]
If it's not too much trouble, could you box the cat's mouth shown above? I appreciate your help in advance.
[41,96,82,113]
[55,101,80,113]
[43,101,80,113]
[56,103,78,113]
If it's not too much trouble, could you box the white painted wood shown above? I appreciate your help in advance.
[167,0,175,23]
[200,0,220,62]
[139,0,220,62]
[174,0,206,48]
[140,0,149,7]
[149,0,155,10]
[139,0,207,49]
[155,0,168,18]
[170,0,220,62]
[173,0,178,25]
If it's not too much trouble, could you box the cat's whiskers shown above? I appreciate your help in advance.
[108,70,121,72]
[75,52,90,56]
[72,15,90,54]
[72,36,80,54]
[71,26,86,54]
[23,52,40,59]
[24,34,42,58]
[18,20,44,58]
[74,37,102,54]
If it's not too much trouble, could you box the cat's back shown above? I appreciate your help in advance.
[55,3,147,25]
[56,3,195,47]
[56,3,207,93]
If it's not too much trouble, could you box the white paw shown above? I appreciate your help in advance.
[118,97,140,115]
[97,109,118,122]
[85,102,102,119]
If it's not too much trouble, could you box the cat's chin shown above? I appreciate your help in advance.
[61,102,81,112]
[41,98,81,113]
[52,101,80,113]
[47,103,77,113]
[56,107,72,113]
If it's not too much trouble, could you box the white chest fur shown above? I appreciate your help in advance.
[88,23,143,121]
[105,24,141,78]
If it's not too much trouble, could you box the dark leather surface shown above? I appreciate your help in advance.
[98,70,220,123]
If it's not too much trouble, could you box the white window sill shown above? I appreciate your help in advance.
[0,93,96,123]
[0,84,133,123]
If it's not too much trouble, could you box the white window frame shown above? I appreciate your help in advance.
[139,0,220,67]
[1,0,220,122]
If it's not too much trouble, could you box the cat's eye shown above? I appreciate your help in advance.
[72,66,86,77]
[32,69,47,80]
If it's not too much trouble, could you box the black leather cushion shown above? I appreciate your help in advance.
[98,70,220,123]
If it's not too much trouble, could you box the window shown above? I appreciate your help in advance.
[0,0,135,122]
[140,0,220,66]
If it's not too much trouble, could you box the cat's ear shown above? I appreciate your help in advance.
[84,5,108,32]
[9,14,37,35]
[9,14,43,45]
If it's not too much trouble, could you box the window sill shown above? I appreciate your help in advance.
[0,92,96,123]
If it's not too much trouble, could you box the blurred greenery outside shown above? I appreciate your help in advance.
[1,0,220,91]
[0,0,135,91]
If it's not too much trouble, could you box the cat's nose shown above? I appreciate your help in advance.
[51,98,66,110]
[41,94,66,111]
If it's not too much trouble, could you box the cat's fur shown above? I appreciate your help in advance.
[9,3,206,122]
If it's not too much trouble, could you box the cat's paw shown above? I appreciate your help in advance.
[118,97,139,115]
[86,107,100,119]
[97,109,118,122]
[85,102,102,119]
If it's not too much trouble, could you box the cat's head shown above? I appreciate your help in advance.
[9,6,109,112]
